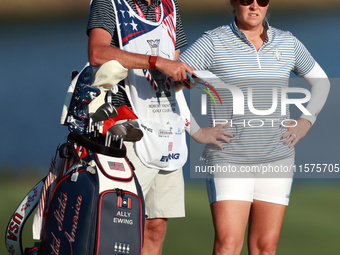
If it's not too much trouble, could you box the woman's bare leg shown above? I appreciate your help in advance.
[211,200,252,255]
[247,200,286,255]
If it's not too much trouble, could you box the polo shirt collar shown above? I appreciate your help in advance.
[230,17,273,43]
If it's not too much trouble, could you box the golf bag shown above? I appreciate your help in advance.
[5,61,145,255]
[5,131,145,255]
[6,131,145,255]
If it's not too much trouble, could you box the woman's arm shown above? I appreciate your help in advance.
[281,62,330,148]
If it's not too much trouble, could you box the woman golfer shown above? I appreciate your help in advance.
[180,0,330,254]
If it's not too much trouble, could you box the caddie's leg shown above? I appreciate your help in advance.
[143,218,167,255]
[142,168,185,255]
[125,142,185,254]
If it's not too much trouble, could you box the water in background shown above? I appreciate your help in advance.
[0,10,339,180]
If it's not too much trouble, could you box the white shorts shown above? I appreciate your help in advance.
[125,142,185,219]
[206,157,295,206]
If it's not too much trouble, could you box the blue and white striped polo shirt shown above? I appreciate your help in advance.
[180,18,316,165]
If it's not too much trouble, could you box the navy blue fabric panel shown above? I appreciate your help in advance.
[42,169,99,255]
[96,190,143,255]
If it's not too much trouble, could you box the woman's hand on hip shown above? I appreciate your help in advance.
[280,118,312,148]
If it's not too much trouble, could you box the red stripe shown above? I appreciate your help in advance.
[162,0,173,15]
[167,16,176,37]
[39,170,53,216]
[203,83,223,106]
[122,30,148,43]
[117,196,122,207]
[133,0,146,19]
[163,19,176,47]
[163,6,169,17]
[155,6,161,22]
[128,198,132,209]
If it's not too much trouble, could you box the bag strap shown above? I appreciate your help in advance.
[5,177,46,255]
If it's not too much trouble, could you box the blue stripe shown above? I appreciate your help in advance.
[206,177,217,204]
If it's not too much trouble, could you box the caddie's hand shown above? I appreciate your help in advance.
[175,79,193,91]
[156,57,194,81]
[191,123,235,150]
[280,118,312,148]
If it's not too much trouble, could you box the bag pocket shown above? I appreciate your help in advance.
[94,153,133,182]
[95,189,143,255]
[41,168,98,255]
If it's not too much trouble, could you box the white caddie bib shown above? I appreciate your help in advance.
[111,0,187,170]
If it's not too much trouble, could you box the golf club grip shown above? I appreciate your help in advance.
[68,131,126,158]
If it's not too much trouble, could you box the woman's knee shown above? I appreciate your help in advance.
[249,233,280,255]
[214,235,244,255]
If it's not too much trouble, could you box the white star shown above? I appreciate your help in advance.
[128,9,135,18]
[120,10,125,18]
[130,20,138,31]
[124,23,128,26]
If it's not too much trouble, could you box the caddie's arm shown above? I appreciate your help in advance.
[88,28,194,81]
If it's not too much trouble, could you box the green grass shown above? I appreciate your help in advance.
[1,177,339,255]
[163,181,340,255]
